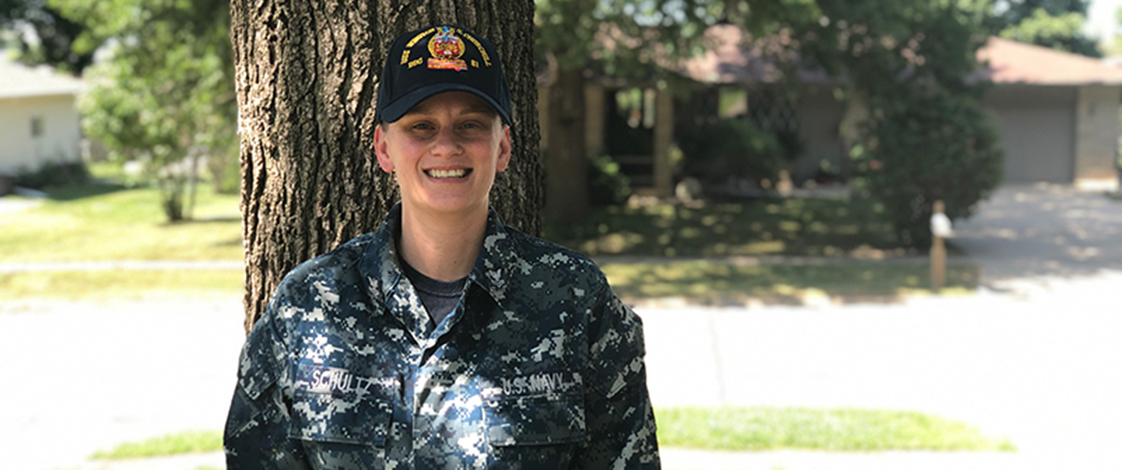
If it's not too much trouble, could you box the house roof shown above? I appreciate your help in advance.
[975,36,1122,85]
[681,26,1122,87]
[0,57,84,99]
[679,24,832,85]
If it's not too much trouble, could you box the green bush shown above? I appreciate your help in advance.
[588,153,631,206]
[677,119,784,187]
[15,160,91,189]
[857,91,1003,247]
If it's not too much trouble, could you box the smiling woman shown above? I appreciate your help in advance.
[374,91,511,225]
[223,24,659,470]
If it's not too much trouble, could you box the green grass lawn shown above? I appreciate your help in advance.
[90,407,1012,461]
[0,184,242,263]
[546,198,915,258]
[91,430,222,460]
[656,407,1015,452]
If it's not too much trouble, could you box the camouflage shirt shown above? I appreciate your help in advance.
[224,205,660,469]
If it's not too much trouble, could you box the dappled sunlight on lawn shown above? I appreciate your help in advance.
[602,260,979,306]
[548,198,907,258]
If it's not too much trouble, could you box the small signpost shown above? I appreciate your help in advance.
[930,200,954,290]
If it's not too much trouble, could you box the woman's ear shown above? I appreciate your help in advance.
[374,124,394,173]
[496,125,512,173]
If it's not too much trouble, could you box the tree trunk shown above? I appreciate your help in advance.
[230,0,542,332]
[544,66,589,227]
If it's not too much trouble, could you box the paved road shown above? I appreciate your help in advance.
[0,297,245,470]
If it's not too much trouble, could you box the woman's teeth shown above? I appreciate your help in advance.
[428,169,467,179]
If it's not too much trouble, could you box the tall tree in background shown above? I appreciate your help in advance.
[51,0,237,221]
[231,0,541,330]
[0,0,94,75]
[995,0,1100,56]
[804,0,1004,246]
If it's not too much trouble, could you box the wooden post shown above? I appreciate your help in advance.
[930,200,947,291]
[653,88,674,197]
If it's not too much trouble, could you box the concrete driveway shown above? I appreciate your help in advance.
[952,184,1122,283]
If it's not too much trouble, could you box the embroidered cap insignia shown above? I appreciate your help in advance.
[427,26,468,71]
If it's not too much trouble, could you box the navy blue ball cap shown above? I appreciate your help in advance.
[375,25,512,126]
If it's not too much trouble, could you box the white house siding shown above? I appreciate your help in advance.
[0,94,81,175]
[1074,86,1121,189]
[983,86,1076,184]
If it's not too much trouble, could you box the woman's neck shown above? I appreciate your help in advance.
[397,204,488,282]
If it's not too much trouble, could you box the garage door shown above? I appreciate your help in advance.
[986,87,1075,184]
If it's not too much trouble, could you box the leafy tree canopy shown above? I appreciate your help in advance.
[535,0,726,81]
[993,0,1099,56]
[0,0,95,75]
[51,0,236,221]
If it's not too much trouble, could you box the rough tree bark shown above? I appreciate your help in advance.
[230,0,542,332]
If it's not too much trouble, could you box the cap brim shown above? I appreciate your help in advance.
[380,83,512,125]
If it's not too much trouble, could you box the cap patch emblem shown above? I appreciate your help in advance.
[427,26,468,71]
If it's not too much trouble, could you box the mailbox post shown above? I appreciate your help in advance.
[930,200,954,290]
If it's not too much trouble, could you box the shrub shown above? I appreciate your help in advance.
[677,119,784,187]
[588,153,631,206]
[856,91,1003,247]
[15,160,91,189]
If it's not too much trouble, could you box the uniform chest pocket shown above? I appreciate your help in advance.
[288,364,397,447]
[484,393,587,447]
[289,388,393,446]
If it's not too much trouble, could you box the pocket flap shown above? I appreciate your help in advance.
[290,388,392,446]
[485,394,586,446]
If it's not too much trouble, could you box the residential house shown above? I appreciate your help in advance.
[0,57,84,177]
[549,28,1122,196]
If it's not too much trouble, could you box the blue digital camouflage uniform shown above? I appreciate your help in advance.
[224,204,660,469]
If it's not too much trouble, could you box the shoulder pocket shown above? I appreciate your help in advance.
[484,393,586,446]
[588,294,647,399]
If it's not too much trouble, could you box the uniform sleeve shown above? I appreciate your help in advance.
[223,301,310,470]
[576,286,660,469]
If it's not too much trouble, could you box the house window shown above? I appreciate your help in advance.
[614,88,656,130]
[31,117,44,138]
[718,88,748,118]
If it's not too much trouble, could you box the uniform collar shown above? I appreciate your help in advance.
[359,203,514,306]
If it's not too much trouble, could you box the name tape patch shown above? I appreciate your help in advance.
[483,371,583,398]
[295,363,398,398]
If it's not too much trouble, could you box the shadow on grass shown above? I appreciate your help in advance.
[44,183,127,201]
[547,198,918,258]
[602,260,980,306]
[164,216,242,226]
